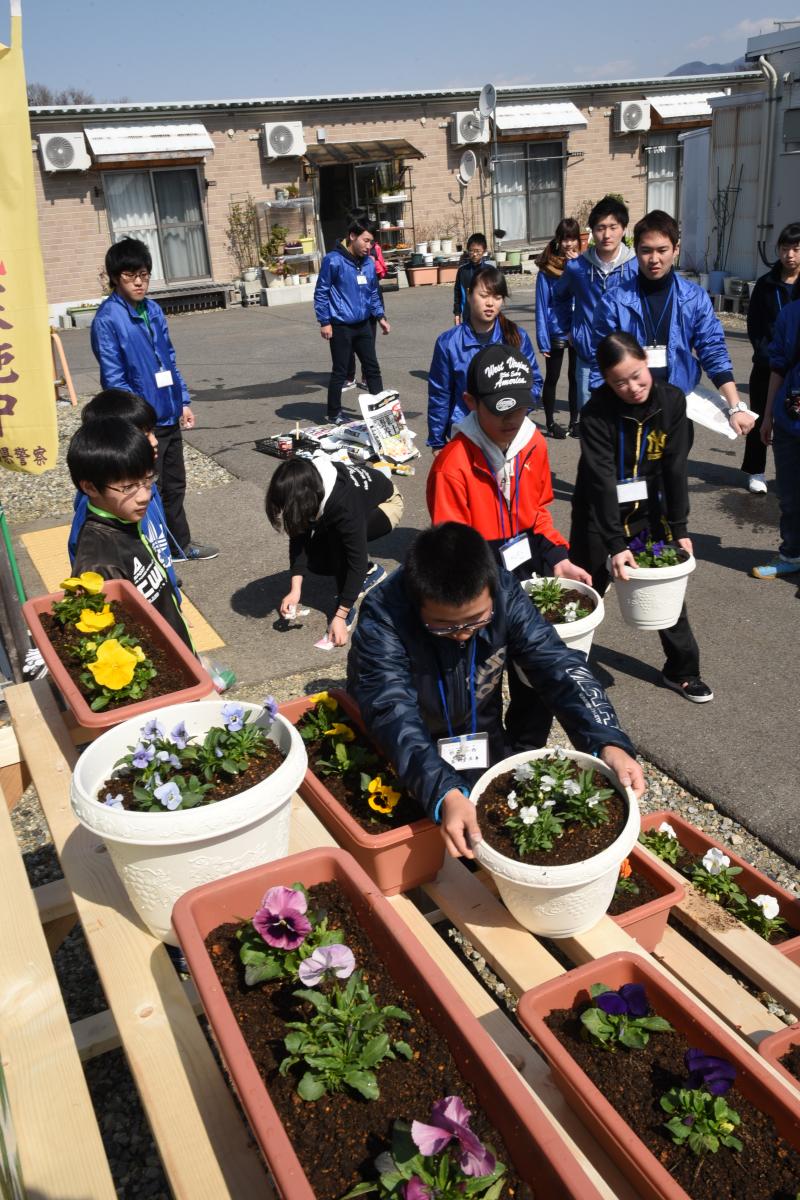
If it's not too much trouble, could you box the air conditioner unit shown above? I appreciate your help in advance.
[38,132,91,172]
[261,121,307,158]
[451,111,489,146]
[614,101,651,134]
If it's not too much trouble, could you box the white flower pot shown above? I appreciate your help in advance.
[307,273,319,285]
[430,239,442,253]
[610,554,696,631]
[415,242,429,255]
[242,268,259,282]
[471,749,640,938]
[495,250,508,263]
[441,239,453,255]
[70,700,307,944]
[521,577,604,657]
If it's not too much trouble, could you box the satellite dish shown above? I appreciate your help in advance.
[493,228,507,241]
[478,83,497,118]
[459,149,477,183]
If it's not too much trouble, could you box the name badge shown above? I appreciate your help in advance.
[646,344,667,369]
[356,274,368,285]
[155,369,174,388]
[616,478,649,503]
[437,733,489,771]
[499,533,532,572]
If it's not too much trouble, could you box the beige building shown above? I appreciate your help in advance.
[29,70,761,321]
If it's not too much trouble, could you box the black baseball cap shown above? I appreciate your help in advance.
[466,344,532,414]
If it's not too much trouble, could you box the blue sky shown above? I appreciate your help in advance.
[7,1,782,103]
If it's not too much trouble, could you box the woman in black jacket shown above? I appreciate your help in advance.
[744,222,800,492]
[569,331,711,703]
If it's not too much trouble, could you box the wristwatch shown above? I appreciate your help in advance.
[727,401,748,419]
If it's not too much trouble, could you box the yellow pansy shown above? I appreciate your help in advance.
[60,571,104,595]
[131,645,146,662]
[75,605,115,633]
[309,690,338,710]
[86,639,137,690]
[367,776,401,814]
[60,577,84,592]
[323,723,355,742]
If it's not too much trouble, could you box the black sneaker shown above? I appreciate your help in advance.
[358,562,386,599]
[327,412,351,426]
[180,542,219,562]
[546,423,566,439]
[662,674,714,703]
[567,422,580,438]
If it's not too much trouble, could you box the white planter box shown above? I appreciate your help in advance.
[521,577,604,657]
[611,553,695,630]
[263,282,316,307]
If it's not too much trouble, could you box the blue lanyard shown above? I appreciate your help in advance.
[640,275,675,347]
[776,286,785,313]
[437,637,478,739]
[481,450,521,539]
[618,420,649,482]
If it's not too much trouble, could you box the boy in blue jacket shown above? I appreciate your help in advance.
[91,238,217,562]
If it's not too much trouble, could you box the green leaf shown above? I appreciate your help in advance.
[283,1031,304,1054]
[344,1069,379,1100]
[619,1024,647,1050]
[640,1016,674,1033]
[382,1005,411,1022]
[340,1185,378,1199]
[393,1041,413,1059]
[297,1072,326,1101]
[589,982,611,999]
[243,960,283,986]
[360,1033,390,1068]
[580,1008,612,1043]
[90,694,110,711]
[293,987,331,1013]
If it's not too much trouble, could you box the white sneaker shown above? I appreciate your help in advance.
[747,473,767,494]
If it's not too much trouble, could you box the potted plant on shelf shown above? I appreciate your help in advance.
[470,747,640,937]
[521,573,604,656]
[610,532,696,631]
[70,698,307,942]
[22,573,213,734]
[279,690,444,895]
[172,846,606,1200]
[226,196,260,280]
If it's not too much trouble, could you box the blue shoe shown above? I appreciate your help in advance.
[751,556,800,578]
[359,562,386,599]
[180,542,219,561]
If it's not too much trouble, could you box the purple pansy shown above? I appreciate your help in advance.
[595,983,649,1018]
[253,885,311,950]
[169,721,189,749]
[628,532,648,555]
[131,742,155,770]
[685,1049,736,1096]
[411,1096,495,1178]
[263,695,279,723]
[221,702,245,732]
[297,943,356,987]
[651,540,665,557]
[404,1178,431,1200]
[141,717,166,742]
[156,749,182,770]
[104,792,124,810]
[154,780,182,810]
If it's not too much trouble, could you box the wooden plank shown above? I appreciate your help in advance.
[71,979,203,1062]
[0,783,116,1200]
[6,681,272,1200]
[34,876,76,924]
[0,722,29,810]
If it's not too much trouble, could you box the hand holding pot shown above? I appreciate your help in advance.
[554,558,593,586]
[599,745,645,799]
[610,548,638,582]
[441,789,482,859]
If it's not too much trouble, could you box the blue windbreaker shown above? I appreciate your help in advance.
[68,485,181,597]
[313,243,385,326]
[427,321,542,448]
[589,272,734,393]
[90,293,190,427]
[768,298,800,439]
[552,252,638,362]
[535,269,572,354]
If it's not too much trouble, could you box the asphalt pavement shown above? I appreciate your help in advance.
[40,285,800,864]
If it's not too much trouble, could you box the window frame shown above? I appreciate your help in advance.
[495,138,565,244]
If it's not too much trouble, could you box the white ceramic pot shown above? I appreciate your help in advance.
[242,267,259,282]
[430,239,442,254]
[269,277,285,288]
[495,250,508,263]
[396,219,405,229]
[415,242,428,255]
[520,577,604,657]
[307,273,319,285]
[441,239,453,254]
[70,700,307,944]
[611,553,695,631]
[472,749,640,938]
[424,254,434,265]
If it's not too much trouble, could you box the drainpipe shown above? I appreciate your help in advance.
[756,55,779,267]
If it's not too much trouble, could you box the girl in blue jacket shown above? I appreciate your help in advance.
[427,266,542,450]
[535,218,581,438]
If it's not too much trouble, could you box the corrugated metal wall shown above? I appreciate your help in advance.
[679,129,710,271]
[709,102,763,280]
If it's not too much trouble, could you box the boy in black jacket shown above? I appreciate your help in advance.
[453,233,491,323]
[569,331,711,703]
[67,417,193,651]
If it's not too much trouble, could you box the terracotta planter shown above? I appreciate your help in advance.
[640,811,800,963]
[23,579,214,734]
[757,1023,800,1094]
[521,576,604,656]
[517,951,800,1200]
[437,264,459,284]
[172,847,604,1200]
[279,690,444,895]
[406,265,438,286]
[610,844,685,951]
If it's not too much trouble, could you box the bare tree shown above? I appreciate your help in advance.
[27,82,96,106]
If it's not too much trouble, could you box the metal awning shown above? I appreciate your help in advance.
[644,92,726,121]
[303,138,424,166]
[84,122,215,162]
[495,102,587,132]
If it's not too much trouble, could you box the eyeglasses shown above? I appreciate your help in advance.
[119,270,151,283]
[423,609,494,637]
[104,472,157,498]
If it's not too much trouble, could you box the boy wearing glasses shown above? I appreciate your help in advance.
[67,417,193,650]
[91,238,218,562]
[347,522,643,859]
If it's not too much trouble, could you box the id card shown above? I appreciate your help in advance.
[616,477,649,503]
[499,533,531,572]
[155,369,174,388]
[646,345,667,369]
[437,733,489,771]
[356,274,368,285]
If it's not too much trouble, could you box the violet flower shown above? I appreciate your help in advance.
[131,742,155,770]
[651,540,665,557]
[297,943,356,987]
[156,749,182,769]
[404,1178,431,1200]
[595,983,649,1018]
[104,792,124,810]
[628,532,648,555]
[685,1049,736,1096]
[253,885,311,950]
[141,717,166,742]
[222,702,245,732]
[154,780,182,811]
[411,1095,495,1178]
[263,695,279,723]
[170,720,189,749]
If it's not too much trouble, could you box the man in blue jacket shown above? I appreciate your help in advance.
[314,220,390,423]
[347,522,644,858]
[589,211,755,437]
[90,238,217,561]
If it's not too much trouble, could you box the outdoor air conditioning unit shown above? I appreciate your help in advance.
[451,111,489,146]
[38,132,91,172]
[261,121,307,158]
[614,101,651,134]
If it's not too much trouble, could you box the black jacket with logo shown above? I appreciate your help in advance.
[571,378,690,556]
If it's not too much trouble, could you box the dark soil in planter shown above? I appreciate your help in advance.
[607,870,661,916]
[99,742,286,809]
[41,608,194,710]
[529,588,596,625]
[544,1005,800,1199]
[778,1043,800,1083]
[303,730,426,835]
[205,883,532,1200]
[477,770,627,867]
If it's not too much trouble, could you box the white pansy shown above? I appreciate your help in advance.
[702,847,730,876]
[543,799,556,808]
[514,763,535,782]
[657,821,677,839]
[507,797,519,810]
[562,779,581,796]
[554,747,568,760]
[751,893,780,921]
[506,790,517,803]
[587,797,599,808]
[520,805,539,825]
[563,602,579,623]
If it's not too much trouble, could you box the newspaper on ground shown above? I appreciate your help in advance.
[358,390,419,463]
[685,387,756,441]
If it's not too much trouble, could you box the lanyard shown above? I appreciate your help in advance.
[776,286,785,313]
[640,275,675,347]
[618,420,649,482]
[481,450,521,539]
[437,637,478,739]
[135,302,164,370]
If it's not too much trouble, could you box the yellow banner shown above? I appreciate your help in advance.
[0,0,58,474]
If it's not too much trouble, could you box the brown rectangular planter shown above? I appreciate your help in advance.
[517,950,800,1200]
[279,689,445,895]
[757,1022,800,1095]
[172,847,604,1200]
[23,578,214,735]
[437,264,459,284]
[611,844,685,951]
[640,811,800,963]
[406,266,438,285]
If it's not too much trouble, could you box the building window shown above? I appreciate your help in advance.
[495,140,564,243]
[103,167,211,284]
[646,133,682,218]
